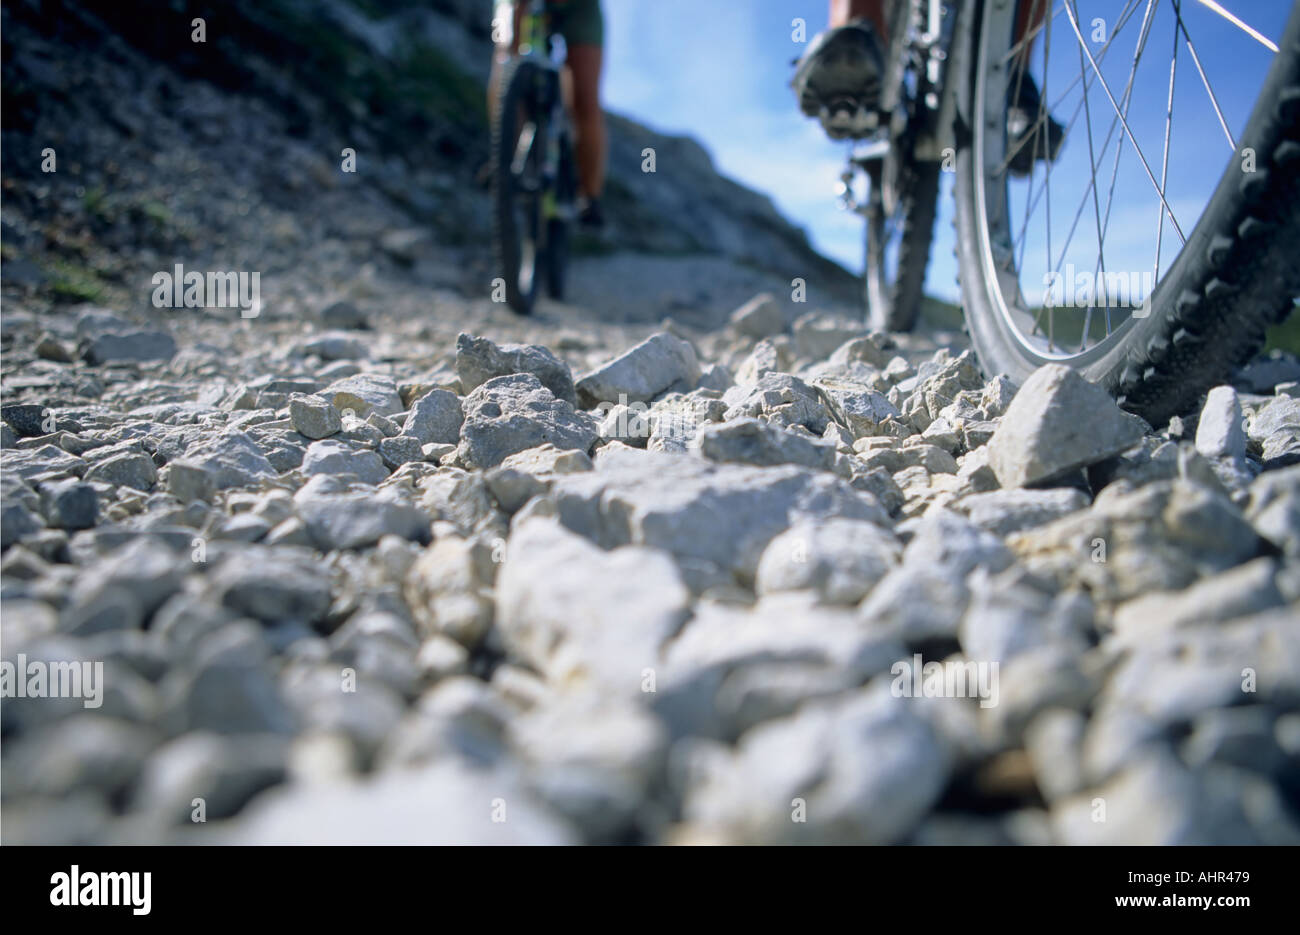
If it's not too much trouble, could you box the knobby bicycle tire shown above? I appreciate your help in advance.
[865,0,943,333]
[491,57,548,316]
[866,160,942,332]
[546,134,575,301]
[954,0,1300,425]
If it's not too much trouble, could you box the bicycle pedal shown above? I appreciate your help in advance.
[850,138,891,165]
[820,97,880,139]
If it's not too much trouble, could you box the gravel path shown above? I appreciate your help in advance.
[3,0,1299,846]
[3,274,1299,843]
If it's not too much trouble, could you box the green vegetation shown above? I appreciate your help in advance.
[81,186,110,223]
[918,295,964,331]
[1264,304,1300,357]
[344,0,391,19]
[920,296,1175,347]
[570,231,621,257]
[921,295,1300,360]
[389,43,486,131]
[46,260,107,303]
[139,200,170,226]
[245,1,486,143]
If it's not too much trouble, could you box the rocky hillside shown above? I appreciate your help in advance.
[1,0,860,323]
[2,0,1300,845]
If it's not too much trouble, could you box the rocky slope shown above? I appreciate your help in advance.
[1,0,861,324]
[2,0,1300,845]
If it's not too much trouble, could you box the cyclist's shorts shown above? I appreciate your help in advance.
[545,0,603,48]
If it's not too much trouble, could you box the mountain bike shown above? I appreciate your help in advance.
[841,0,957,335]
[844,0,1300,425]
[491,0,578,316]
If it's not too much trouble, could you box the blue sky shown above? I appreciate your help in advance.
[601,0,1289,303]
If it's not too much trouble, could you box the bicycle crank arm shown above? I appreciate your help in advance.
[850,138,892,166]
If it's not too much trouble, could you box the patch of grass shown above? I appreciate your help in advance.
[343,0,391,20]
[570,231,621,257]
[1021,305,1136,344]
[1264,304,1300,357]
[140,200,171,226]
[260,3,484,125]
[919,295,1300,362]
[254,4,487,147]
[919,295,964,331]
[387,42,486,132]
[920,296,1149,344]
[46,260,107,304]
[81,186,110,223]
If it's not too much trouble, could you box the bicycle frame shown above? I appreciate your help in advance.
[839,0,969,215]
[510,0,572,221]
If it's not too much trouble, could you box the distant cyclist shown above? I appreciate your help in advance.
[491,0,607,226]
[793,0,1064,175]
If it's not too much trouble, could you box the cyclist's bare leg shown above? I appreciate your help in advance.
[566,43,606,203]
[1013,0,1048,64]
[828,0,1040,46]
[829,0,888,42]
[829,0,1038,43]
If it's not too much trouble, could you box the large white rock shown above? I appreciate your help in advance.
[576,332,700,407]
[680,684,953,844]
[545,447,888,580]
[755,518,900,604]
[457,374,598,470]
[495,516,691,693]
[1194,385,1246,460]
[986,364,1143,487]
[222,759,574,845]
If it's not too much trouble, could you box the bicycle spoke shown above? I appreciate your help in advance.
[1068,0,1108,348]
[1021,0,1156,345]
[1001,0,1064,66]
[1017,84,1114,277]
[1011,0,1046,279]
[1001,0,1143,182]
[1046,0,1145,113]
[1193,0,1279,53]
[1097,0,1159,254]
[1155,10,1180,282]
[1173,0,1235,152]
[1091,0,1159,337]
[1014,27,1136,283]
[1026,0,1165,316]
[978,0,1283,365]
[1043,11,1054,350]
[1018,0,1142,344]
[1008,0,1045,121]
[1064,1,1186,245]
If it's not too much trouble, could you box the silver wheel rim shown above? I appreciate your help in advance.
[972,0,1280,362]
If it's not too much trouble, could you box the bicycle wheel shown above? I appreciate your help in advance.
[865,158,942,332]
[545,133,575,301]
[492,58,553,316]
[865,0,943,332]
[954,0,1300,425]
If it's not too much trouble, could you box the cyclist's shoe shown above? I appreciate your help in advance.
[1006,73,1065,177]
[577,196,605,229]
[792,20,884,140]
